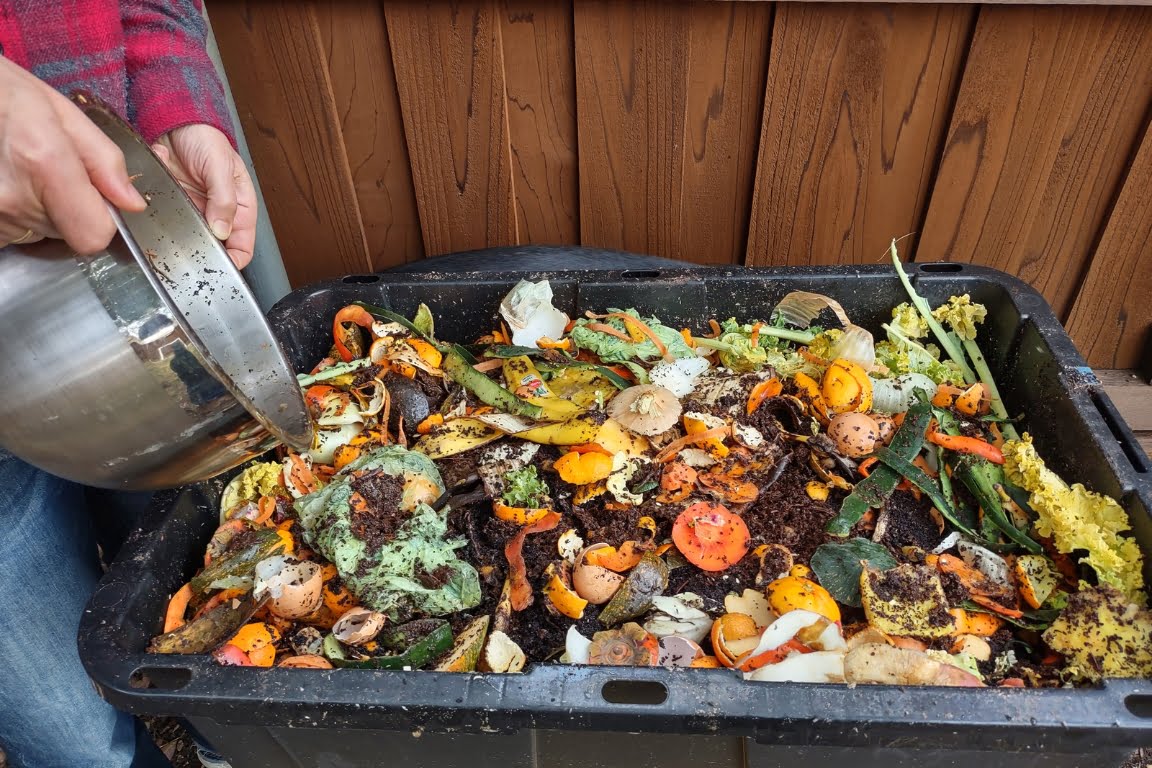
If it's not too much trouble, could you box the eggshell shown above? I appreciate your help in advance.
[871,415,896,444]
[332,607,387,645]
[828,412,880,458]
[572,544,626,605]
[255,557,326,620]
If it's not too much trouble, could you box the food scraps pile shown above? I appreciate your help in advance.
[151,244,1152,687]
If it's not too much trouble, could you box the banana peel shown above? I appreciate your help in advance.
[414,417,502,459]
[526,396,583,422]
[514,413,603,445]
[547,367,620,408]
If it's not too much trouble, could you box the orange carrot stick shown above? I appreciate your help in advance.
[927,430,1005,464]
[163,583,193,633]
[586,322,632,341]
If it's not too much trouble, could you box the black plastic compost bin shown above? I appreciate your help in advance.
[80,249,1152,768]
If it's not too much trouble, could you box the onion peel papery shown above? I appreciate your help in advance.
[505,511,563,611]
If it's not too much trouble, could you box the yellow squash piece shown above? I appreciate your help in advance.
[546,367,620,408]
[1043,586,1152,682]
[822,358,873,414]
[860,564,954,639]
[766,576,841,624]
[435,615,491,672]
[542,564,589,620]
[792,372,829,422]
[593,419,650,457]
[683,412,729,458]
[1014,555,1058,610]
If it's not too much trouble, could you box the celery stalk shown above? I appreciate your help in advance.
[888,240,977,384]
[961,337,1019,441]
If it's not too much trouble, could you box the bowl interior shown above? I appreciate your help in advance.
[80,100,313,453]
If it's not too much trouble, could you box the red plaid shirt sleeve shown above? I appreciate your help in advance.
[120,0,236,147]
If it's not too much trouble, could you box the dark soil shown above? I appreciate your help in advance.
[876,490,942,552]
[741,445,839,564]
[347,470,406,549]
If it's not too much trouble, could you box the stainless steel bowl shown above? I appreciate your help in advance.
[0,99,313,489]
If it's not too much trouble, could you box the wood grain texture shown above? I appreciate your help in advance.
[918,6,1152,318]
[746,3,972,267]
[313,0,424,269]
[1065,123,1152,369]
[1093,370,1152,429]
[574,1,771,264]
[210,2,370,286]
[385,1,517,256]
[500,1,579,244]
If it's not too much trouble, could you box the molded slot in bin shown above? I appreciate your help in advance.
[620,270,662,279]
[129,666,192,691]
[918,263,964,273]
[1092,392,1149,473]
[342,274,381,284]
[601,680,668,705]
[1126,695,1152,718]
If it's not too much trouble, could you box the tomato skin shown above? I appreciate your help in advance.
[672,502,751,572]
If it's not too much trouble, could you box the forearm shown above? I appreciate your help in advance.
[121,0,235,145]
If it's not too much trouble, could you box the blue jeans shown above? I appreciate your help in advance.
[0,453,171,768]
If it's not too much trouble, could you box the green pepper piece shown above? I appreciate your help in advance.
[326,620,454,670]
[872,446,976,538]
[353,301,439,346]
[598,553,669,627]
[442,346,544,419]
[953,456,1043,554]
[483,345,547,359]
[190,528,286,595]
[825,399,933,536]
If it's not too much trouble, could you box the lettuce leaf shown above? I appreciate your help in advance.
[1003,434,1145,604]
[295,446,482,621]
[569,309,694,364]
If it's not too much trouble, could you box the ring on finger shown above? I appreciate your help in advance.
[8,229,37,245]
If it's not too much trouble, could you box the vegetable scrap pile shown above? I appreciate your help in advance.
[152,241,1152,687]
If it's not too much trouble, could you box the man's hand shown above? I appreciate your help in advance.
[153,125,257,269]
[0,57,146,253]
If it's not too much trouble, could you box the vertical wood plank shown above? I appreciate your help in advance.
[1065,122,1152,369]
[385,1,517,256]
[574,1,771,264]
[210,2,370,286]
[746,3,973,267]
[500,1,579,244]
[313,0,424,269]
[918,6,1152,318]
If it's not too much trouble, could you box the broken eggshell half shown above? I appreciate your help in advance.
[253,556,325,619]
[332,607,387,646]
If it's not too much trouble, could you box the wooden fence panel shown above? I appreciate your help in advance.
[385,1,518,255]
[1065,122,1152,369]
[212,0,1152,368]
[746,3,972,266]
[500,1,581,245]
[212,1,370,284]
[314,0,424,269]
[574,1,771,264]
[918,5,1152,319]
